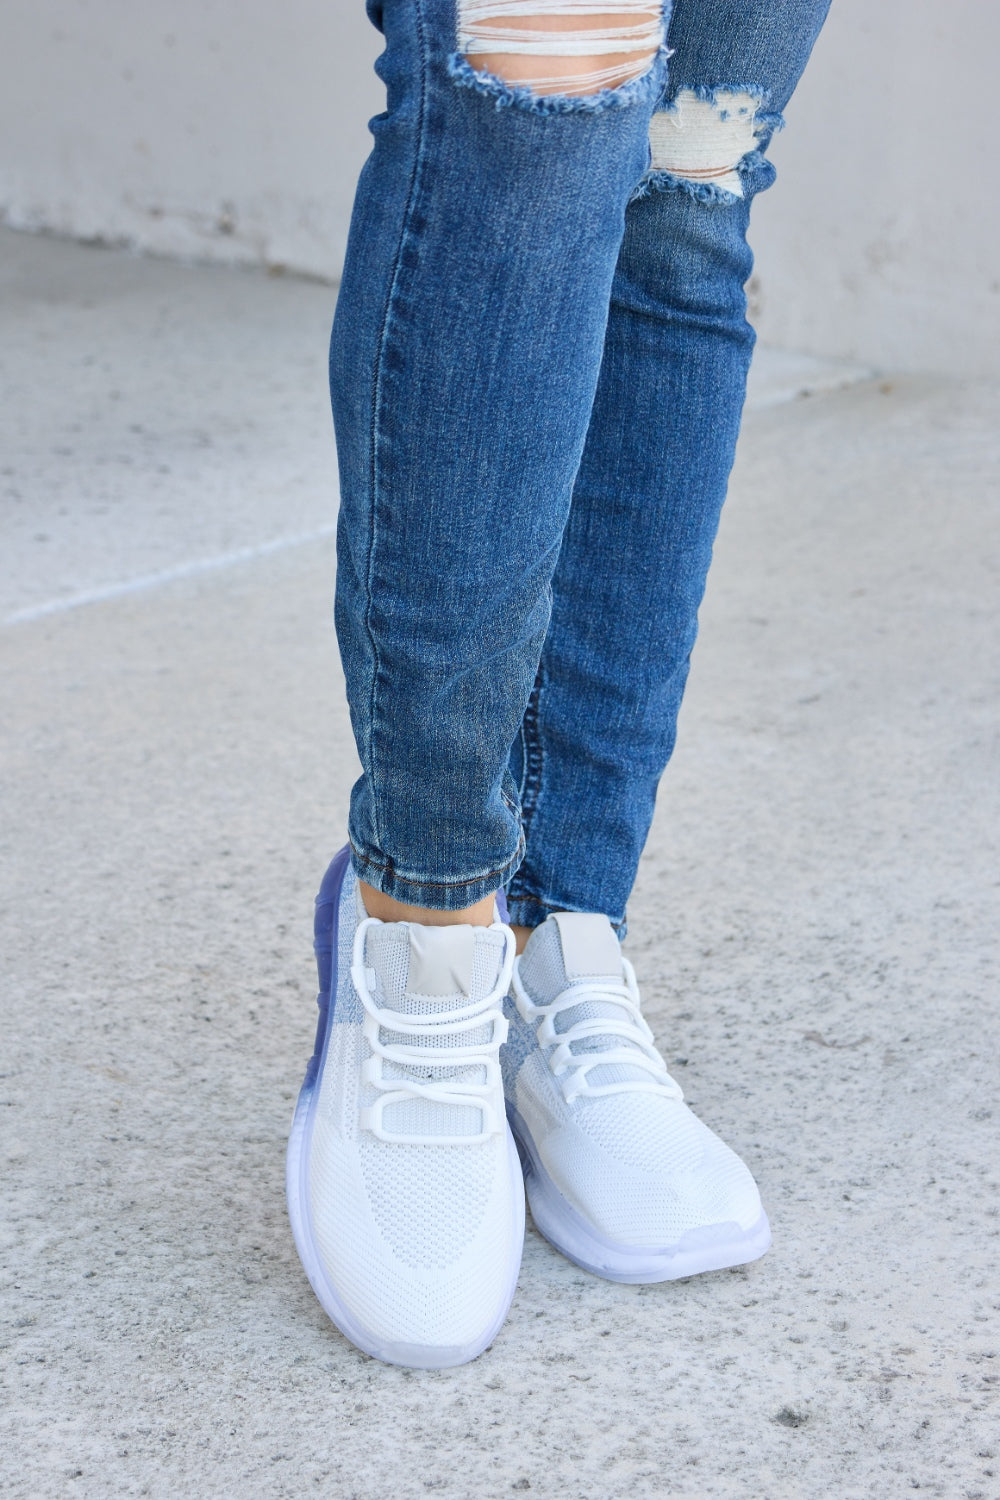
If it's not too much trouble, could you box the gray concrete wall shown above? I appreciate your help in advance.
[2,0,997,375]
[0,0,381,277]
[750,0,998,377]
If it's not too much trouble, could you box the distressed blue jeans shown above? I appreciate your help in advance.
[332,0,831,933]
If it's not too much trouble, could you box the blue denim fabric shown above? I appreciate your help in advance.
[331,0,830,930]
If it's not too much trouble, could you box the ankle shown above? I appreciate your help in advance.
[510,923,535,956]
[358,880,497,928]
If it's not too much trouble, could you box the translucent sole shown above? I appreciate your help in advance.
[286,846,525,1369]
[508,1103,772,1284]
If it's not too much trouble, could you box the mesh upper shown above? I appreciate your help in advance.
[357,1137,498,1267]
[308,1098,515,1340]
[308,882,519,1322]
[516,914,659,1091]
[508,913,764,1242]
[362,920,507,1140]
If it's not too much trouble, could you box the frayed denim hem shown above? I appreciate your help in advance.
[634,82,784,205]
[631,148,776,205]
[673,80,779,117]
[447,44,672,117]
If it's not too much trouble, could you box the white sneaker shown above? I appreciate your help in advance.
[287,847,525,1367]
[502,910,771,1283]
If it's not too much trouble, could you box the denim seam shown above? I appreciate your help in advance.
[363,0,432,851]
[499,783,521,821]
[514,720,529,805]
[517,656,546,846]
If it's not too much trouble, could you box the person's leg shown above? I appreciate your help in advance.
[332,0,673,928]
[504,0,832,940]
[498,0,832,1285]
[292,0,686,1368]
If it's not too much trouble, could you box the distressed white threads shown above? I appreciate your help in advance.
[459,1,665,95]
[648,88,761,197]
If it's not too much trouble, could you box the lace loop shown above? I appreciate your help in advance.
[511,956,684,1105]
[351,917,515,1144]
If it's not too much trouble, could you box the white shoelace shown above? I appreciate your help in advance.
[511,955,683,1104]
[351,917,515,1145]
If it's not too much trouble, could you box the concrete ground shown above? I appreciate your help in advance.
[1,228,997,1499]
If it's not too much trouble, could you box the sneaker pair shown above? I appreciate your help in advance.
[286,848,770,1369]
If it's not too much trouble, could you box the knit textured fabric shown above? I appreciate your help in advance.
[305,864,522,1350]
[516,912,657,1091]
[505,912,764,1246]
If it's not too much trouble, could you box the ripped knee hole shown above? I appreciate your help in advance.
[457,1,665,98]
[646,87,782,200]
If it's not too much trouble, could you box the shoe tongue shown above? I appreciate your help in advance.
[518,911,623,995]
[363,922,507,1139]
[551,911,623,980]
[519,912,651,1088]
[365,921,504,1016]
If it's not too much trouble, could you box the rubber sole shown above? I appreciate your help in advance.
[508,1102,772,1284]
[285,846,525,1369]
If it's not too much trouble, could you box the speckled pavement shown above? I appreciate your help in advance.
[2,230,997,1499]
